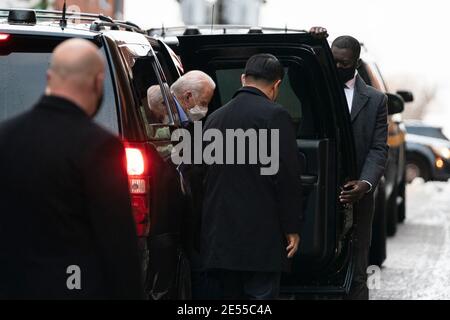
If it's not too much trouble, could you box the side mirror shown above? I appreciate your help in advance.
[387,93,405,115]
[396,90,414,103]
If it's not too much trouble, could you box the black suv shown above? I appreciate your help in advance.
[0,8,190,299]
[150,26,361,297]
[0,9,388,298]
[357,49,412,264]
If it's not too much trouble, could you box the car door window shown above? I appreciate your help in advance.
[0,35,118,133]
[213,60,316,139]
[119,44,176,144]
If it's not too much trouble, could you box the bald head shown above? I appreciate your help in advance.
[147,85,168,123]
[171,70,215,113]
[147,85,164,108]
[47,38,106,117]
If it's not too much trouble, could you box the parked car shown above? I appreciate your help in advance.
[0,8,188,299]
[406,121,449,141]
[405,121,450,182]
[357,45,414,250]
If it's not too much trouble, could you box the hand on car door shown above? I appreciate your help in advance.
[309,27,329,39]
[339,180,371,204]
[286,234,301,258]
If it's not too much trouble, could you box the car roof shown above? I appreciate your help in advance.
[406,133,450,147]
[147,24,309,45]
[148,25,308,36]
[405,120,442,129]
[0,21,98,38]
[0,22,161,56]
[0,8,147,40]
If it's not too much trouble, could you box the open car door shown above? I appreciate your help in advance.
[170,31,358,296]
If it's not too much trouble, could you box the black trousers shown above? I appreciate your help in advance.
[206,270,281,300]
[346,194,375,300]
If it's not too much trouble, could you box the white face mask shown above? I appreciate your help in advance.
[187,105,208,121]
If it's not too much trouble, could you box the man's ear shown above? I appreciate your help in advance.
[45,71,52,95]
[185,91,193,102]
[356,58,362,69]
[95,72,105,94]
[271,79,283,101]
[241,74,246,87]
[274,79,282,91]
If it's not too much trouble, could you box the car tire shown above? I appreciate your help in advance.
[406,153,431,183]
[370,181,387,267]
[397,175,406,223]
[386,183,399,237]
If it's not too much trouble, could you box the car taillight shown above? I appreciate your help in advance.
[126,148,145,176]
[0,33,10,41]
[125,145,150,238]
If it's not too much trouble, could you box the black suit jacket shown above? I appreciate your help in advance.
[200,87,303,273]
[351,75,389,188]
[351,75,389,247]
[0,96,143,299]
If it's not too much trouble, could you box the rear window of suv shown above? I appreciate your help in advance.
[0,34,118,133]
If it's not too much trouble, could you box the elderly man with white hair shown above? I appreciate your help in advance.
[145,71,216,300]
[173,70,216,300]
[171,70,216,124]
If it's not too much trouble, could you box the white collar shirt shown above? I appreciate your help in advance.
[344,74,357,112]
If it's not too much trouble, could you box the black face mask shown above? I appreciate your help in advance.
[337,67,356,84]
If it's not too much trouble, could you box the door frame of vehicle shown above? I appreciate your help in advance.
[171,33,358,295]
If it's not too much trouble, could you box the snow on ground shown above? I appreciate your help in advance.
[371,180,450,300]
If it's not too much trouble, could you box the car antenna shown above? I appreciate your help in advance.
[60,0,68,30]
[210,2,215,34]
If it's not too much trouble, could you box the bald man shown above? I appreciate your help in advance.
[147,85,168,124]
[0,39,143,299]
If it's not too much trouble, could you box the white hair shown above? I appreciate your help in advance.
[171,70,216,99]
[147,85,163,108]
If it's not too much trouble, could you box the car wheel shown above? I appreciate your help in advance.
[397,176,406,223]
[386,183,398,237]
[406,153,431,183]
[370,181,387,267]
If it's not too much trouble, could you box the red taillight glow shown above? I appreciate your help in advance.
[131,196,148,222]
[0,34,10,41]
[131,195,149,235]
[126,147,145,176]
[125,145,150,237]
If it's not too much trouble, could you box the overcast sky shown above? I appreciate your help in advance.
[261,0,447,79]
[125,0,450,128]
[125,0,446,74]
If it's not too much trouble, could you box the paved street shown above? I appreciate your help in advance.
[371,180,450,300]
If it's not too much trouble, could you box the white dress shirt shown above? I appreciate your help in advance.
[344,75,357,113]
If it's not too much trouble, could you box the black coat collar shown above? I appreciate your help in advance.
[233,86,271,100]
[350,75,370,122]
[37,95,89,118]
